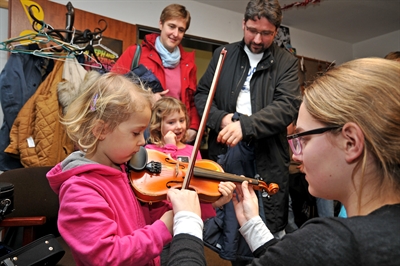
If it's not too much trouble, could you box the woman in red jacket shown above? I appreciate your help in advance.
[112,4,199,143]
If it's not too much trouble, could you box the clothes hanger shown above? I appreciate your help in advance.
[0,28,102,69]
[0,19,58,51]
[79,43,105,69]
[30,43,103,69]
[92,36,119,59]
[1,3,105,69]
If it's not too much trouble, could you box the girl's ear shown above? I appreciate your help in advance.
[92,119,107,140]
[341,122,364,163]
[159,21,163,31]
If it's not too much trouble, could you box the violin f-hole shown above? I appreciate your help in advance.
[166,180,183,189]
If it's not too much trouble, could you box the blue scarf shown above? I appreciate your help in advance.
[155,36,181,68]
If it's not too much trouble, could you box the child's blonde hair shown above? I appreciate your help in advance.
[149,97,190,145]
[61,71,153,156]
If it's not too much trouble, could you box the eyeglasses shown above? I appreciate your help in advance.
[245,25,275,38]
[287,126,342,155]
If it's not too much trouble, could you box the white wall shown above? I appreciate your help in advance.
[50,0,356,64]
[0,8,7,71]
[353,30,400,59]
[48,0,400,66]
[0,8,8,125]
[289,28,352,66]
[2,0,400,69]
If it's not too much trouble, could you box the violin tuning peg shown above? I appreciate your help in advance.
[262,191,270,198]
[146,161,162,174]
[254,174,264,181]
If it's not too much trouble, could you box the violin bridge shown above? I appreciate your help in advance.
[175,160,180,177]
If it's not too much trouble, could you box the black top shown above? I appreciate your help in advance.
[167,204,400,266]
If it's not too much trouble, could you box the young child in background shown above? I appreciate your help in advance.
[146,97,236,219]
[147,96,197,160]
[47,72,173,266]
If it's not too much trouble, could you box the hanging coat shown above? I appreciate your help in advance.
[0,44,53,170]
[57,57,88,115]
[5,59,74,167]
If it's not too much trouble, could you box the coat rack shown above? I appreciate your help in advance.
[28,2,107,45]
[0,2,115,70]
[65,2,74,43]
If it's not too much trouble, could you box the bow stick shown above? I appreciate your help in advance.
[182,48,227,189]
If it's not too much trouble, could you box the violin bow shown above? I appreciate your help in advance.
[182,48,227,189]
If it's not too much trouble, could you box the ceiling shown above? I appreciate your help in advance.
[192,0,400,44]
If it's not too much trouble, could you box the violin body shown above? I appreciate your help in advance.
[129,149,279,203]
[129,149,224,203]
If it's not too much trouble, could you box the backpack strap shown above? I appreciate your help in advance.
[131,44,141,71]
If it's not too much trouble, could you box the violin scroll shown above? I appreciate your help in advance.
[261,182,279,198]
[241,174,279,198]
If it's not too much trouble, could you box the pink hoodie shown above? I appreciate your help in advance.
[47,151,172,266]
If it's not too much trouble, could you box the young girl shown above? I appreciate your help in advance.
[47,72,173,266]
[146,97,236,218]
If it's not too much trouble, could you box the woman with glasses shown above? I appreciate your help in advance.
[166,57,400,265]
[232,57,400,265]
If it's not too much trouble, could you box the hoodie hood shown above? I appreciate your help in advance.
[46,151,126,195]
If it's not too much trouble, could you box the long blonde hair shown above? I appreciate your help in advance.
[303,58,400,205]
[61,71,153,156]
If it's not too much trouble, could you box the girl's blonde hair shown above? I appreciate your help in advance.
[61,71,153,156]
[149,97,190,145]
[303,58,400,201]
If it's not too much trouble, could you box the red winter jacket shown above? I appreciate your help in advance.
[111,33,200,131]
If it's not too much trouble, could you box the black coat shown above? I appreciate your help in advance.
[195,40,300,234]
[196,40,300,261]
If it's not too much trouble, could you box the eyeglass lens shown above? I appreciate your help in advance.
[246,26,274,37]
[288,138,301,155]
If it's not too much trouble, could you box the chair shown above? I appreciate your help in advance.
[0,167,75,265]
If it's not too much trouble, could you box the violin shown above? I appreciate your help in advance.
[128,148,279,203]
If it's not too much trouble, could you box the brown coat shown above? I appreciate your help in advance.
[5,60,74,167]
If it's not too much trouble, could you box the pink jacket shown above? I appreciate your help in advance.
[47,151,172,266]
[145,143,202,161]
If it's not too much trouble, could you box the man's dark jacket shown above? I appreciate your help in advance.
[195,40,300,259]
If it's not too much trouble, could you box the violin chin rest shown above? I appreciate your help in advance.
[128,146,148,171]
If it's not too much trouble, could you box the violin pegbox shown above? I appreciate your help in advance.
[253,174,279,198]
[146,161,162,174]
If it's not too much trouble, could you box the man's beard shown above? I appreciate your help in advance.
[246,42,266,54]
